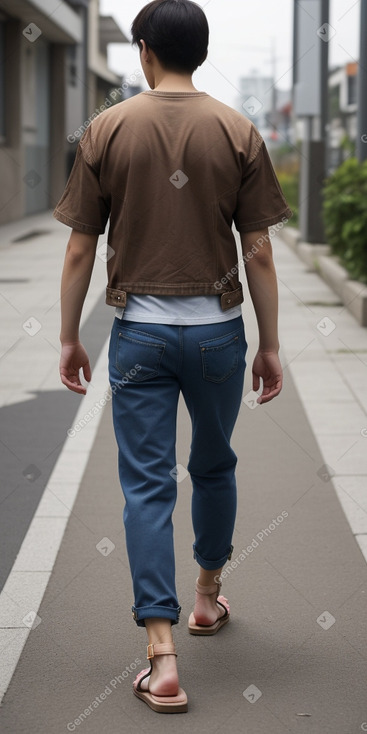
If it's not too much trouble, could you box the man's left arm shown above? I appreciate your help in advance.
[59,230,98,395]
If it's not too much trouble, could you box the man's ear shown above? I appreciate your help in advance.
[199,49,208,66]
[140,39,150,62]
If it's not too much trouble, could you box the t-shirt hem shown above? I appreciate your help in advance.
[236,207,293,233]
[53,209,106,235]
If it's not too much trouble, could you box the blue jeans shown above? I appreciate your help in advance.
[108,316,247,627]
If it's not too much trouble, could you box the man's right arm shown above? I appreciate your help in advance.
[240,229,283,404]
[59,229,98,394]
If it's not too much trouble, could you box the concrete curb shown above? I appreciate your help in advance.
[278,228,367,327]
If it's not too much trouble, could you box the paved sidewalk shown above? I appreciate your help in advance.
[0,212,111,589]
[276,231,367,564]
[0,225,367,732]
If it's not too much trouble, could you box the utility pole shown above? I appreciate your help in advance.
[293,0,329,243]
[357,0,367,162]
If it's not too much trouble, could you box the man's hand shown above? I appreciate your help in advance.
[59,230,97,393]
[241,229,283,405]
[60,342,91,395]
[252,350,283,405]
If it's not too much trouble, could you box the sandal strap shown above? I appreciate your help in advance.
[135,667,151,692]
[216,599,229,618]
[195,578,222,596]
[146,642,177,660]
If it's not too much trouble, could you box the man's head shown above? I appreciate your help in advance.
[131,0,209,76]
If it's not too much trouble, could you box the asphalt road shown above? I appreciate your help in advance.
[0,293,112,592]
[1,313,366,733]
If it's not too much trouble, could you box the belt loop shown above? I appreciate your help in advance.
[220,284,243,311]
[106,287,127,307]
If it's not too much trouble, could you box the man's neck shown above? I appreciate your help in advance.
[152,71,197,93]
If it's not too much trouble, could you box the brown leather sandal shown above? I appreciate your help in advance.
[133,642,188,713]
[188,578,230,635]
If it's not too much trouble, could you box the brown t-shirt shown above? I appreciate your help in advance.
[54,91,292,310]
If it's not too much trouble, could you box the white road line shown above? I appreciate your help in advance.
[0,337,110,703]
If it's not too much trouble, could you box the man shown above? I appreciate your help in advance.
[55,0,292,714]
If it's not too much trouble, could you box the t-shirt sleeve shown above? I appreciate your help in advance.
[233,140,293,233]
[53,126,110,235]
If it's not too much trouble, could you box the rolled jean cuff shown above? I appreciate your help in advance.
[131,604,181,628]
[192,543,234,571]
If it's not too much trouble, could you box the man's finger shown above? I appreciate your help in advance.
[258,389,281,404]
[60,373,87,395]
[82,361,92,383]
[252,372,260,392]
[258,381,282,404]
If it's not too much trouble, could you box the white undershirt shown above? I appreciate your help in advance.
[115,294,242,325]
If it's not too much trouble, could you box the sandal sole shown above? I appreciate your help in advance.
[133,686,188,713]
[188,613,230,635]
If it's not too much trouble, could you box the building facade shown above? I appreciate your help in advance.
[0,0,132,225]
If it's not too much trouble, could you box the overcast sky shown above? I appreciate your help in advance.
[100,0,360,108]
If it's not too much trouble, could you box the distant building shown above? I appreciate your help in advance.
[0,0,135,225]
[237,75,292,146]
[87,0,129,115]
[238,75,274,136]
[327,62,358,170]
[65,0,132,177]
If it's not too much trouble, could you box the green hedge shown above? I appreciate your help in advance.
[276,172,299,227]
[322,158,367,283]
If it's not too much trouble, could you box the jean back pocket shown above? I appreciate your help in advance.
[116,328,166,382]
[199,329,242,383]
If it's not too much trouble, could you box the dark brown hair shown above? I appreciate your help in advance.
[131,0,209,74]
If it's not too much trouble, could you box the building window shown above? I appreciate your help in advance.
[347,74,357,106]
[0,22,5,142]
[67,45,78,88]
